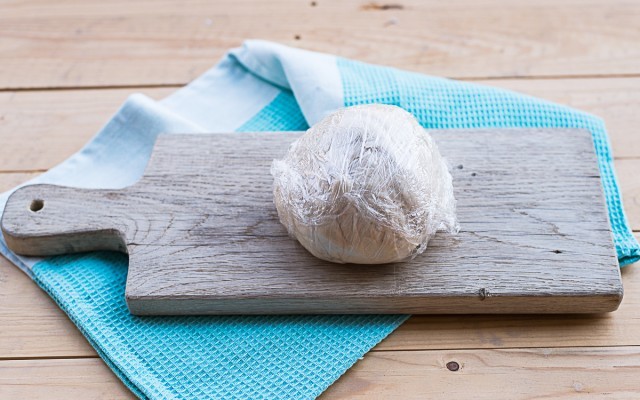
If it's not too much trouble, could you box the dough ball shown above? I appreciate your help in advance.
[271,104,458,264]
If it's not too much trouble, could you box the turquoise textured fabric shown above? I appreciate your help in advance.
[237,91,309,132]
[28,89,407,399]
[3,40,637,400]
[338,58,640,266]
[33,252,407,399]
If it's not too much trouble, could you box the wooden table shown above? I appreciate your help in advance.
[0,1,639,398]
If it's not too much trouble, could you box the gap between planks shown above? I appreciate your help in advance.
[2,0,640,89]
[7,343,640,362]
[0,83,182,93]
[0,79,639,355]
[321,345,640,400]
[2,346,640,400]
[0,235,638,358]
[0,355,101,362]
[3,76,640,172]
[5,73,640,93]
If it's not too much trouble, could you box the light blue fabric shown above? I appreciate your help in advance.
[337,58,639,266]
[33,253,406,399]
[1,40,638,399]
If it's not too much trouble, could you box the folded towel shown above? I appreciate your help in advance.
[1,40,637,399]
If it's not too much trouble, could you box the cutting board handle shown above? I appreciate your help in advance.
[1,184,128,256]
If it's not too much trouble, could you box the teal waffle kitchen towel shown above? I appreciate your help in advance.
[1,40,638,399]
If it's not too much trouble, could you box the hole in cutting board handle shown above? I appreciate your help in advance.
[29,199,44,212]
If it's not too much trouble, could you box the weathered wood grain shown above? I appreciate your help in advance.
[0,169,635,357]
[0,167,636,357]
[2,0,640,89]
[381,267,640,352]
[0,82,639,230]
[1,0,638,397]
[321,346,640,399]
[0,249,637,359]
[1,130,621,314]
[0,244,636,359]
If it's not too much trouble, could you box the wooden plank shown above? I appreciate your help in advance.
[0,173,638,356]
[1,130,622,315]
[322,346,640,399]
[1,346,639,399]
[0,172,39,191]
[1,78,640,173]
[0,237,637,359]
[0,173,96,358]
[0,358,134,400]
[0,255,96,358]
[381,251,640,351]
[486,78,640,160]
[1,0,640,89]
[0,245,638,358]
[0,244,637,359]
[0,171,96,357]
[0,169,637,355]
[0,88,172,171]
[0,1,637,397]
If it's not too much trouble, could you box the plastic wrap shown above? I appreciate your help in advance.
[271,104,459,264]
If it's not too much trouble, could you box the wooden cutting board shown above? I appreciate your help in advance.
[1,129,622,315]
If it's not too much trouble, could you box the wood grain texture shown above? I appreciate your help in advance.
[2,77,640,173]
[2,346,640,400]
[486,78,640,160]
[322,346,640,399]
[0,358,133,399]
[0,247,636,359]
[0,88,172,171]
[1,130,621,315]
[382,256,640,351]
[0,255,95,358]
[1,83,639,230]
[0,170,636,358]
[1,0,639,397]
[0,244,638,358]
[2,0,640,89]
[0,175,97,359]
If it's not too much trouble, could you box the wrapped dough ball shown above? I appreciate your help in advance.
[271,104,458,264]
